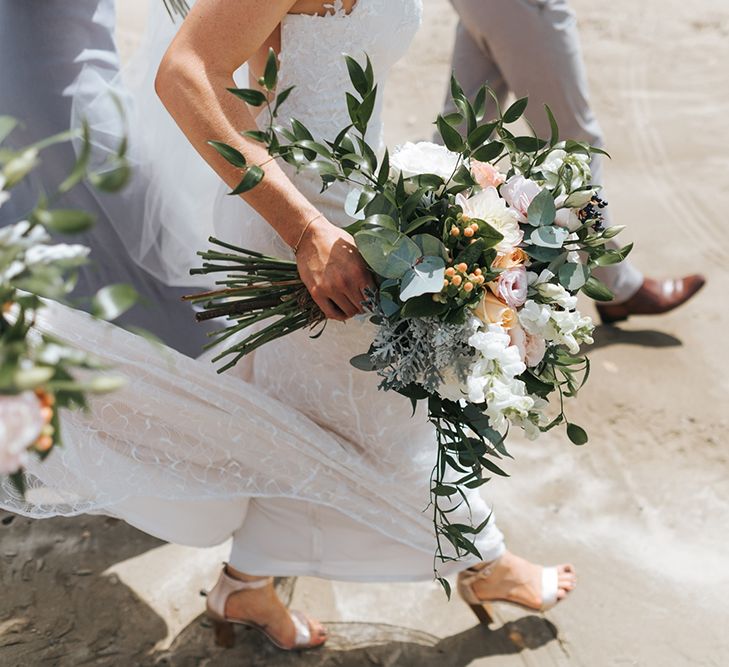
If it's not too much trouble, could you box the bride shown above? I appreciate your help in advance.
[2,0,576,652]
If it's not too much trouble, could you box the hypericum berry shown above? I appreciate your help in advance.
[36,435,53,452]
[470,223,479,233]
[463,282,474,293]
[445,267,456,277]
[463,227,475,238]
[442,279,450,289]
[450,226,460,237]
[452,275,463,287]
[456,263,468,273]
[474,268,483,276]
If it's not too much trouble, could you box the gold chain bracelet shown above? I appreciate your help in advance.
[292,214,323,255]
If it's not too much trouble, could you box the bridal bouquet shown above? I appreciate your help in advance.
[187,52,631,576]
[0,116,133,493]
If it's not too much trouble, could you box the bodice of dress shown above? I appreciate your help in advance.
[277,0,423,148]
[222,0,424,257]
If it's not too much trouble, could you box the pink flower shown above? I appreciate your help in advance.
[0,392,43,475]
[471,160,506,189]
[500,175,542,223]
[509,323,547,368]
[494,266,528,309]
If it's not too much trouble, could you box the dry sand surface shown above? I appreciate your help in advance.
[2,0,729,665]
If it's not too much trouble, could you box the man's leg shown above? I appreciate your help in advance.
[448,0,644,303]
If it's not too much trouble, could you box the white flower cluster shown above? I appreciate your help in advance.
[0,220,89,283]
[519,299,594,355]
[436,318,546,439]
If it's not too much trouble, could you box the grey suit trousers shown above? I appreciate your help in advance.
[0,0,210,356]
[446,0,644,303]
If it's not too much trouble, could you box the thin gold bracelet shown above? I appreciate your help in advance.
[292,214,323,255]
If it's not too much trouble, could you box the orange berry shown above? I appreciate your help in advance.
[474,268,483,276]
[450,226,460,237]
[456,263,468,273]
[445,267,456,277]
[442,279,450,289]
[36,435,53,452]
[470,223,480,232]
[452,275,463,287]
[463,227,475,238]
[40,406,53,423]
[463,282,474,293]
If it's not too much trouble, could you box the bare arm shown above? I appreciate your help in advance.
[155,0,373,320]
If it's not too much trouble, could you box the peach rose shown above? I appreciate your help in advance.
[474,292,517,329]
[492,247,528,270]
[471,160,506,189]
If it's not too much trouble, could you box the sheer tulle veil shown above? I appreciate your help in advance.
[70,0,248,288]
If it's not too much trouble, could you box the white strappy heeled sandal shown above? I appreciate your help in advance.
[204,564,326,651]
[457,558,565,626]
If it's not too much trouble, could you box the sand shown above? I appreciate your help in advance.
[2,0,729,665]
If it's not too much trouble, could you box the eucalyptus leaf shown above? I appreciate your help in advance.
[354,228,420,279]
[399,256,446,301]
[529,225,569,248]
[527,189,557,226]
[412,234,448,260]
[400,294,447,318]
[558,263,590,291]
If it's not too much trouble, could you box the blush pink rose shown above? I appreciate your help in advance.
[471,160,506,189]
[0,392,43,475]
[494,266,528,309]
[500,174,542,223]
[509,323,547,367]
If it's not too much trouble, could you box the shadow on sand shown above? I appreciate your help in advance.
[590,324,683,351]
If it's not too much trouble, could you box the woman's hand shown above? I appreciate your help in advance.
[295,218,374,321]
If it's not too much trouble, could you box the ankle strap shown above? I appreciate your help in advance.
[223,564,273,591]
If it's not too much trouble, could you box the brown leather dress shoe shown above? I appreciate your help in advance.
[596,274,706,324]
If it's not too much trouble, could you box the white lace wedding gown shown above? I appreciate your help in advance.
[0,0,505,581]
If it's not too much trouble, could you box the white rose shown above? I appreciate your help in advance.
[456,188,523,254]
[390,141,461,191]
[0,392,44,475]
